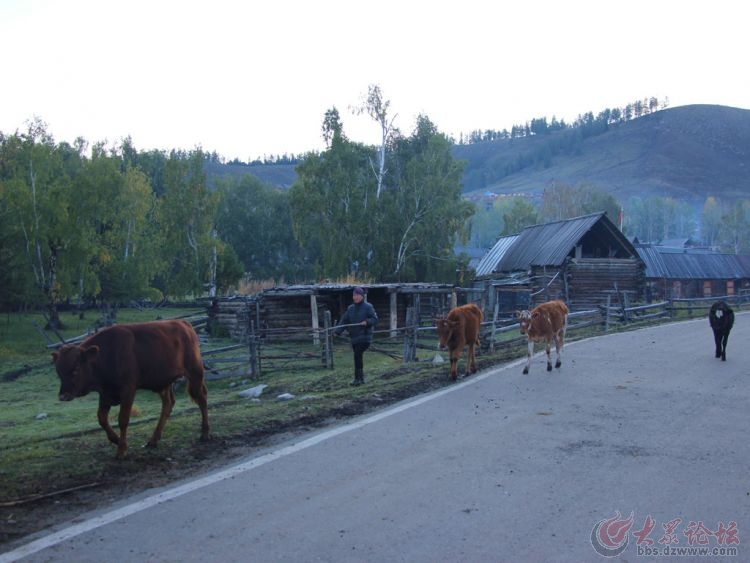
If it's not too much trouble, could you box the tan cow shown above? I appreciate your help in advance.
[516,300,568,375]
[436,303,483,381]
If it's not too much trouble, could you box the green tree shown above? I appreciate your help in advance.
[540,181,620,223]
[0,146,38,308]
[626,196,697,242]
[501,197,539,235]
[156,150,218,298]
[290,128,376,279]
[469,200,506,248]
[377,115,473,281]
[92,164,164,303]
[216,174,307,282]
[719,199,750,253]
[701,197,723,248]
[0,121,78,326]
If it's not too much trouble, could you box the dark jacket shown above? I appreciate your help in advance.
[336,301,378,345]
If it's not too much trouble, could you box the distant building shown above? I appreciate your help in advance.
[635,244,750,299]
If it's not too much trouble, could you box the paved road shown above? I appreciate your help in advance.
[3,315,748,562]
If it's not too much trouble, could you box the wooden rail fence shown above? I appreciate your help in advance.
[201,294,748,379]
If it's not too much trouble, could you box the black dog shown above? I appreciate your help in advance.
[709,300,734,361]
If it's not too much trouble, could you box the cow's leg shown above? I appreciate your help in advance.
[523,340,533,374]
[554,331,563,369]
[545,340,553,372]
[466,343,477,376]
[187,376,211,441]
[115,393,136,459]
[721,331,729,361]
[148,385,176,448]
[713,330,723,358]
[97,398,119,447]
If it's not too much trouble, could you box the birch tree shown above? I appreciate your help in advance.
[2,120,76,327]
[353,84,399,200]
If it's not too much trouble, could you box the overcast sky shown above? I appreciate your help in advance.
[2,0,747,161]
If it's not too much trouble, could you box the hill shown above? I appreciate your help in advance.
[456,104,750,207]
[213,105,750,208]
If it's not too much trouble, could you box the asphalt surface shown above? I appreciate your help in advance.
[3,315,748,562]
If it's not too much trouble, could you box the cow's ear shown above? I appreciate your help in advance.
[532,311,540,319]
[82,345,99,362]
[51,351,59,364]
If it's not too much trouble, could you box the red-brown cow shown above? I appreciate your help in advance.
[436,303,483,381]
[52,320,210,459]
[516,300,568,375]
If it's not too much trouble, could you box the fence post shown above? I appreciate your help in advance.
[622,292,630,324]
[390,291,398,338]
[490,297,499,352]
[310,294,320,346]
[248,321,260,377]
[403,307,416,363]
[323,310,333,369]
[605,295,611,331]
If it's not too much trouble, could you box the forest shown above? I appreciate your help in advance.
[0,91,473,321]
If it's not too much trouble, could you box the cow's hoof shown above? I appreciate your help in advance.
[522,367,529,375]
[555,361,562,369]
[546,364,553,372]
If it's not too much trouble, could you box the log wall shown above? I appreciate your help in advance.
[566,258,644,309]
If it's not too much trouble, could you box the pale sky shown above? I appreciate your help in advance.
[1,0,748,161]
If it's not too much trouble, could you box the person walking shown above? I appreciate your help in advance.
[335,287,378,385]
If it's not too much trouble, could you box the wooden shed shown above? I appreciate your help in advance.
[209,283,459,342]
[473,212,645,313]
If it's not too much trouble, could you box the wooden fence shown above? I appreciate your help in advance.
[201,294,748,379]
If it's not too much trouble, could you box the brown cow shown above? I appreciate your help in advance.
[516,300,568,375]
[436,303,483,381]
[52,320,210,459]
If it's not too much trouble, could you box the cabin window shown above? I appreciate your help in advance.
[703,281,712,297]
[727,280,735,296]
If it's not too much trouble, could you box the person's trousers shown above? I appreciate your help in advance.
[352,342,370,373]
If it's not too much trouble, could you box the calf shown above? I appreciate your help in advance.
[709,300,734,361]
[517,299,568,374]
[436,303,483,381]
[52,320,210,458]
